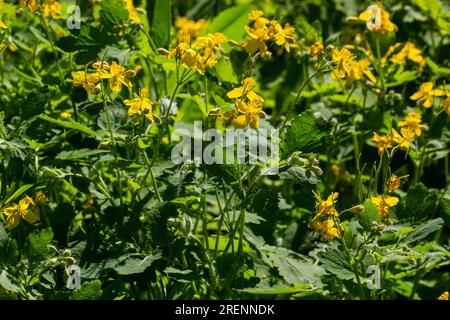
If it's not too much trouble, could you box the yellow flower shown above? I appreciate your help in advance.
[227,77,259,100]
[410,82,445,108]
[123,87,159,122]
[82,195,95,210]
[391,128,414,153]
[311,218,342,241]
[273,22,295,53]
[20,0,39,12]
[34,191,49,205]
[43,0,61,20]
[398,112,426,138]
[309,41,324,58]
[234,96,265,130]
[314,191,339,217]
[438,291,449,300]
[59,111,72,119]
[124,0,140,23]
[248,10,264,21]
[372,132,394,156]
[391,42,426,68]
[73,71,101,94]
[99,61,134,93]
[371,194,399,223]
[358,2,397,33]
[2,195,40,229]
[347,59,377,83]
[387,175,401,193]
[175,17,207,44]
[332,47,354,78]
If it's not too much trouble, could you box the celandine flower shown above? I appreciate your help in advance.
[347,59,377,83]
[398,112,426,138]
[309,41,324,58]
[175,17,207,44]
[99,61,134,93]
[387,175,400,193]
[371,194,399,223]
[313,191,339,217]
[438,291,449,300]
[331,47,354,78]
[310,191,342,241]
[358,2,397,33]
[391,42,426,68]
[73,71,101,94]
[410,82,445,108]
[234,96,265,130]
[123,87,159,122]
[2,192,47,230]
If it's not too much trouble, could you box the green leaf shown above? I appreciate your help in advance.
[386,71,418,88]
[114,253,162,275]
[148,0,171,49]
[425,58,450,76]
[399,183,438,220]
[26,228,53,262]
[359,199,379,230]
[39,115,97,137]
[440,197,450,227]
[100,0,129,29]
[55,149,108,161]
[262,246,325,287]
[204,4,254,42]
[0,223,7,245]
[4,184,34,205]
[317,242,355,281]
[0,271,20,294]
[70,280,103,300]
[404,218,444,244]
[239,284,310,295]
[284,111,331,155]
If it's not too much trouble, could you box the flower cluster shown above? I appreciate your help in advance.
[2,191,48,229]
[19,0,61,20]
[73,61,134,94]
[163,19,227,75]
[218,77,266,130]
[234,10,296,58]
[311,192,342,241]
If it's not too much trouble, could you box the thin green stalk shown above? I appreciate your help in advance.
[102,98,123,206]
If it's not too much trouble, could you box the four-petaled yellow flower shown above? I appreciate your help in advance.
[73,71,101,94]
[391,42,426,68]
[398,112,426,138]
[123,87,159,122]
[175,17,208,44]
[234,96,266,130]
[309,41,324,58]
[311,219,342,241]
[124,0,141,24]
[227,77,260,100]
[358,2,397,33]
[372,132,394,156]
[410,82,445,108]
[2,192,47,230]
[314,191,339,217]
[438,291,449,300]
[387,175,401,193]
[371,194,399,223]
[332,47,354,78]
[99,61,134,93]
[347,59,377,83]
